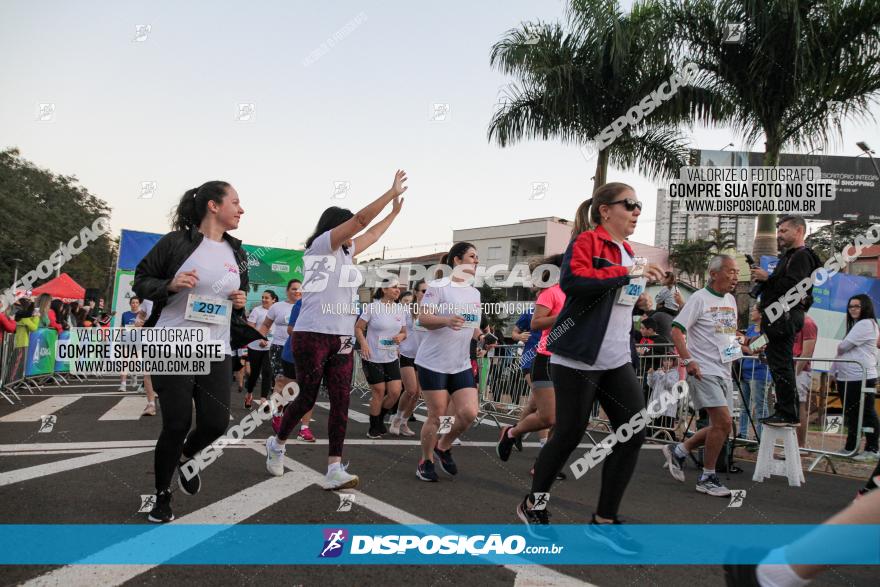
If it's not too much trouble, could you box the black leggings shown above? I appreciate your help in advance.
[152,357,232,492]
[841,379,879,453]
[246,348,272,399]
[532,362,646,520]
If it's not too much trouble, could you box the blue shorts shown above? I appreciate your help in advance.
[417,366,475,394]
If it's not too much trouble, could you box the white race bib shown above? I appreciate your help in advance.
[617,278,647,306]
[720,338,743,364]
[379,338,398,351]
[458,307,482,329]
[184,294,231,325]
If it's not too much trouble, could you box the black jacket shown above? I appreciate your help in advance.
[132,227,265,350]
[758,246,822,312]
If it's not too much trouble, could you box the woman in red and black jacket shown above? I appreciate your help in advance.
[516,182,665,549]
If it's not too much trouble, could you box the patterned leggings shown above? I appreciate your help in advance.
[277,331,353,456]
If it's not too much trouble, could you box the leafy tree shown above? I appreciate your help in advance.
[667,0,880,259]
[479,284,510,335]
[707,228,737,253]
[0,148,116,299]
[670,239,713,287]
[489,0,724,194]
[806,220,874,262]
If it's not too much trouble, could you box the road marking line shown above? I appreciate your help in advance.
[98,398,147,421]
[0,448,152,487]
[22,458,314,587]
[314,401,370,423]
[0,397,81,422]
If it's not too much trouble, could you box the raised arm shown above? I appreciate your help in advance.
[330,170,408,251]
[353,196,403,255]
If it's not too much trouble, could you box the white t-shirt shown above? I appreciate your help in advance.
[266,301,293,347]
[360,301,406,364]
[551,242,633,371]
[154,238,240,355]
[670,287,739,380]
[246,305,270,351]
[399,311,424,359]
[294,230,362,336]
[415,280,481,374]
[833,319,879,381]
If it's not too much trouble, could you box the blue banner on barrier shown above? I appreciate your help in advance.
[24,328,57,377]
[1,525,878,565]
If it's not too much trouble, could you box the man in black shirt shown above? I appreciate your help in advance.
[750,216,821,427]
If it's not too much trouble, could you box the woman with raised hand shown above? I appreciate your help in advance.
[133,181,262,523]
[264,170,408,490]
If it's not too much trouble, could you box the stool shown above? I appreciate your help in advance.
[752,426,805,487]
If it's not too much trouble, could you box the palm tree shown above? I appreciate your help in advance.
[707,228,737,253]
[670,239,713,287]
[667,0,880,258]
[489,0,725,195]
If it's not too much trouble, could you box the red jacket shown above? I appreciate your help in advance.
[0,313,15,334]
[546,225,637,366]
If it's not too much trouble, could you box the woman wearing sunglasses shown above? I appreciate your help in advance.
[516,183,665,553]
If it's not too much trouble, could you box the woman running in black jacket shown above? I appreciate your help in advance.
[133,181,262,522]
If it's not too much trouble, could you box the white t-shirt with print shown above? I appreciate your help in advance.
[246,305,270,351]
[154,237,240,355]
[671,287,738,380]
[399,311,424,359]
[294,230,362,336]
[551,241,634,371]
[360,301,406,364]
[833,319,879,381]
[415,280,481,374]
[266,301,293,346]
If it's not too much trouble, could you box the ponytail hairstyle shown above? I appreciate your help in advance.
[264,289,279,302]
[446,242,476,266]
[571,182,635,237]
[172,181,231,232]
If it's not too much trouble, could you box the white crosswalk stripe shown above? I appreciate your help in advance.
[98,397,147,421]
[0,397,81,422]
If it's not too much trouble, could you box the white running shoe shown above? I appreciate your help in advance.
[400,422,416,437]
[452,437,462,446]
[265,437,285,476]
[118,383,127,392]
[322,464,359,490]
[389,415,402,436]
[853,451,880,462]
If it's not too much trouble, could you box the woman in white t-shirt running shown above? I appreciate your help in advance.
[355,278,407,438]
[245,289,277,408]
[133,181,259,523]
[390,282,427,436]
[264,170,409,490]
[414,242,482,482]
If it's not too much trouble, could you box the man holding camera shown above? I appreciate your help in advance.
[750,215,821,427]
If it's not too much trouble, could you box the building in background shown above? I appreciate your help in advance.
[654,187,756,254]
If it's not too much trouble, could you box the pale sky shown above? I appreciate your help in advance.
[3,0,878,260]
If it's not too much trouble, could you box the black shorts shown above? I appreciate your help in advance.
[417,365,475,394]
[362,359,401,385]
[400,355,417,369]
[270,344,294,380]
[530,353,553,389]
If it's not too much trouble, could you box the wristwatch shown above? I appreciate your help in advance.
[681,358,694,366]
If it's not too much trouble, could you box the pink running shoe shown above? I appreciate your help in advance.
[297,427,316,442]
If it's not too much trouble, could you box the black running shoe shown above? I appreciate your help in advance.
[367,426,383,439]
[416,460,439,482]
[408,414,417,422]
[496,426,516,462]
[759,412,799,427]
[433,447,458,476]
[177,459,201,496]
[147,490,174,523]
[583,515,642,555]
[513,433,523,452]
[516,495,555,541]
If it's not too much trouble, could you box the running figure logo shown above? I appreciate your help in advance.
[302,255,337,292]
[531,493,550,511]
[727,490,746,508]
[824,415,843,434]
[39,415,56,433]
[319,529,348,558]
[438,416,455,435]
[138,495,156,513]
[336,494,355,512]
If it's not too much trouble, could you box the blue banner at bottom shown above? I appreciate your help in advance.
[1,525,878,565]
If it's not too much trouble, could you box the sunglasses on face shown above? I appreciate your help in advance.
[607,198,643,212]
